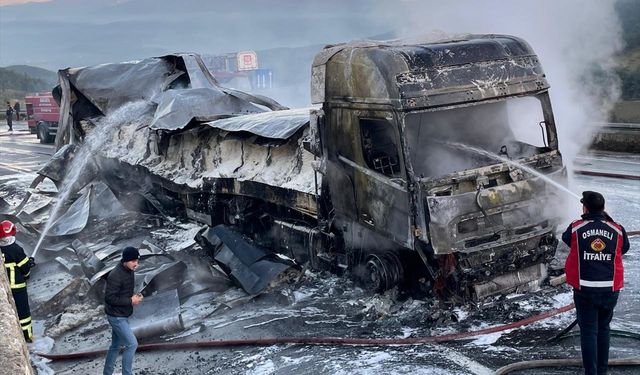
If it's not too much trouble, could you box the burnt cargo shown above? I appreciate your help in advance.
[52,34,567,301]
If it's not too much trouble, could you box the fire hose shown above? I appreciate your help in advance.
[493,324,640,374]
[494,358,640,375]
[37,304,577,361]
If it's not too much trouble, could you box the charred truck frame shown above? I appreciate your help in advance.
[53,35,565,301]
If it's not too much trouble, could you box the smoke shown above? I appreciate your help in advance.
[246,1,623,169]
[368,0,621,223]
[390,0,622,168]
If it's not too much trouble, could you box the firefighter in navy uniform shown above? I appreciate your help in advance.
[563,191,630,375]
[0,220,35,342]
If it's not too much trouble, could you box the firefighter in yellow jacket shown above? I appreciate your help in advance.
[0,220,35,342]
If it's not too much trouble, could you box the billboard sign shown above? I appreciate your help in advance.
[237,51,258,71]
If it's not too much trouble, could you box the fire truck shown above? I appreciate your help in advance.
[25,92,59,143]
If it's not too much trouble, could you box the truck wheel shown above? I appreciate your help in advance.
[361,252,403,292]
[37,122,54,144]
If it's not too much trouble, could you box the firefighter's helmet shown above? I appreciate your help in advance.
[0,220,17,238]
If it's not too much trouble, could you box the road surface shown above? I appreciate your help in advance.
[0,121,54,176]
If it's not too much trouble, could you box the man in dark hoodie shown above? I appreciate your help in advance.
[563,191,630,375]
[103,246,143,375]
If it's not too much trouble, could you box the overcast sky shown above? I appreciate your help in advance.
[0,0,625,152]
[0,0,408,69]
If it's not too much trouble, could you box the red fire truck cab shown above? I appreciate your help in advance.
[25,92,59,143]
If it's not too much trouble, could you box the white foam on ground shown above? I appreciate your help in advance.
[29,320,55,375]
[467,331,505,346]
[430,344,494,375]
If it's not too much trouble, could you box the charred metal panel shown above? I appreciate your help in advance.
[55,53,288,148]
[150,88,265,131]
[71,239,104,279]
[97,157,191,217]
[341,156,411,247]
[199,225,297,295]
[424,169,564,255]
[313,35,548,110]
[202,107,313,140]
[473,263,547,299]
[130,289,183,339]
[201,178,317,218]
[47,188,91,236]
[318,104,412,249]
[39,144,77,183]
[396,59,547,109]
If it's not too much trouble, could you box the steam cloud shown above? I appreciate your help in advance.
[392,0,622,168]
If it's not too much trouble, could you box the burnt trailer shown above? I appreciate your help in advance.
[53,34,566,301]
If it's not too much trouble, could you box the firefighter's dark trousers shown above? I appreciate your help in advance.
[12,286,32,341]
[574,289,619,375]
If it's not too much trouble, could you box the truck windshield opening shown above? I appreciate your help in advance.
[405,96,551,178]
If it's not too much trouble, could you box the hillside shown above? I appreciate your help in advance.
[4,65,57,87]
[0,67,55,108]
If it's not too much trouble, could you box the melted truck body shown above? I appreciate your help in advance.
[53,35,566,300]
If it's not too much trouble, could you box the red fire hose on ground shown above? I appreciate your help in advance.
[37,304,576,361]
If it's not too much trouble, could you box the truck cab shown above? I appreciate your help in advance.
[311,35,565,299]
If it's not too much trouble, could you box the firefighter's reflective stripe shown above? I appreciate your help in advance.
[19,316,32,339]
[17,256,30,278]
[4,262,27,289]
[580,279,614,288]
[16,256,29,267]
[571,220,592,233]
[5,262,16,287]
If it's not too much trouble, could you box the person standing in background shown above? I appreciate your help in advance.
[5,102,14,131]
[13,101,20,121]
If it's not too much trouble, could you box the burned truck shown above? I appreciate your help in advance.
[52,34,566,301]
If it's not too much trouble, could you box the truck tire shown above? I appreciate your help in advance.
[37,122,54,144]
[360,252,404,292]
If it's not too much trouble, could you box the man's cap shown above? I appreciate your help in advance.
[581,191,605,212]
[121,246,140,262]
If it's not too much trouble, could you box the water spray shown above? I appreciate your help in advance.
[441,141,581,200]
[31,102,152,257]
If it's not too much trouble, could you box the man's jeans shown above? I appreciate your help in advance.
[104,315,138,375]
[574,289,619,375]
